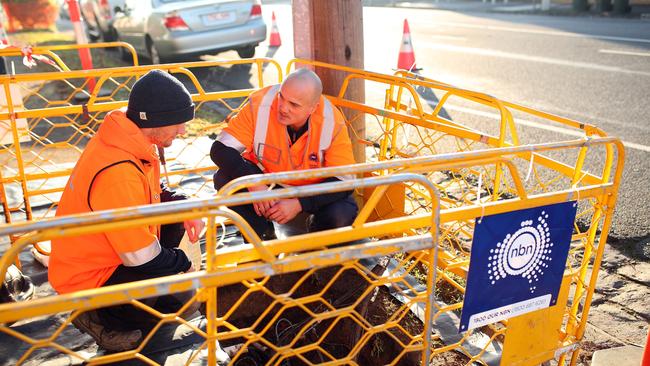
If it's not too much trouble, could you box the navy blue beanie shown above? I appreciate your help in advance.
[126,69,195,128]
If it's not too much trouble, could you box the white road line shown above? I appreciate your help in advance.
[429,35,467,41]
[424,21,650,44]
[421,43,650,77]
[599,49,650,57]
[433,102,650,153]
[621,141,650,152]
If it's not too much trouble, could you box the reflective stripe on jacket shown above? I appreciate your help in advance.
[221,85,355,186]
[49,109,162,294]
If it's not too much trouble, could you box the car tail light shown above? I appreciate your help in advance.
[164,12,190,31]
[250,3,262,19]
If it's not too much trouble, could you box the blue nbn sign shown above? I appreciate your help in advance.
[459,201,577,332]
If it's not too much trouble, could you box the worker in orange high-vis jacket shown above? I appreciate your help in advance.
[49,70,214,354]
[210,68,358,240]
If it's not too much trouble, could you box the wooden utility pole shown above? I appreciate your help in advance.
[292,0,366,163]
[291,5,368,358]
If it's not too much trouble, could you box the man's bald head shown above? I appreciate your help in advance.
[276,69,324,129]
[282,68,323,106]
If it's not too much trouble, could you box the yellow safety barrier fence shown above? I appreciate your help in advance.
[0,59,624,365]
[0,166,441,365]
[0,58,283,228]
[0,42,139,73]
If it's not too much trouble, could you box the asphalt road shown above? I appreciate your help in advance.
[258,4,650,247]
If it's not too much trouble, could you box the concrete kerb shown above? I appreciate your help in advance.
[591,345,644,366]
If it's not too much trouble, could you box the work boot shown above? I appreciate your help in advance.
[72,310,142,352]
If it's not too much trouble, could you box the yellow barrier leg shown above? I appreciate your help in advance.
[501,275,572,365]
[205,216,218,365]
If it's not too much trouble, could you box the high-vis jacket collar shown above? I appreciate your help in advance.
[253,84,336,167]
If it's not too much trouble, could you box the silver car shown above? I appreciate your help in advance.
[112,0,267,63]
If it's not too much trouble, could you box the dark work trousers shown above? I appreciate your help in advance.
[97,222,194,332]
[213,165,358,238]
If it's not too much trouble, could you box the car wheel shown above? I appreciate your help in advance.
[236,46,256,59]
[147,39,165,65]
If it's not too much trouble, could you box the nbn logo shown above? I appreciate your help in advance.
[460,202,577,332]
[510,243,534,258]
[487,212,553,294]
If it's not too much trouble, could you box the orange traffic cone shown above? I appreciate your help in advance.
[269,11,281,47]
[397,19,418,71]
[642,328,650,366]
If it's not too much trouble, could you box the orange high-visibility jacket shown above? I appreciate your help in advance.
[49,109,162,294]
[221,85,355,185]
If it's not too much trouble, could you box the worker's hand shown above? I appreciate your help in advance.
[249,185,276,218]
[266,198,302,224]
[183,219,205,243]
[186,264,197,273]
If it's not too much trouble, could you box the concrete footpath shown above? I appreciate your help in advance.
[591,345,644,366]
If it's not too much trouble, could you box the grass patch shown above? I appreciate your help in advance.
[188,118,224,138]
[7,30,74,46]
[190,105,227,137]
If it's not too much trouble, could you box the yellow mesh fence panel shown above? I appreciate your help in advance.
[0,59,624,366]
[0,58,283,225]
[0,42,139,73]
[0,171,440,365]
